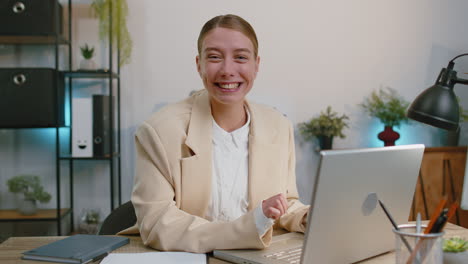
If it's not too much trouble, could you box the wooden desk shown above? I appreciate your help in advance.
[1,223,467,264]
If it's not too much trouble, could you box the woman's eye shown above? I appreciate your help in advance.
[236,56,248,61]
[207,55,221,60]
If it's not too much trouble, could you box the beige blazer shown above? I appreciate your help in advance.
[119,90,309,253]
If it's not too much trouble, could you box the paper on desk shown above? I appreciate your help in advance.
[100,252,206,264]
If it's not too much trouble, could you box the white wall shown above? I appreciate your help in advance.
[121,0,468,204]
[1,0,468,230]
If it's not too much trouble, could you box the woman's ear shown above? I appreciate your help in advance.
[196,55,202,76]
[255,56,260,76]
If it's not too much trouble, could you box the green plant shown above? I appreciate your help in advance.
[299,106,350,140]
[91,0,132,66]
[457,97,468,122]
[82,209,100,224]
[360,87,410,127]
[7,175,51,203]
[80,44,95,59]
[443,237,468,253]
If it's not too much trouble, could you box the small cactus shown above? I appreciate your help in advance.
[80,44,95,59]
[443,237,468,253]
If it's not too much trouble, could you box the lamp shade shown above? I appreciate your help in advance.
[407,83,459,131]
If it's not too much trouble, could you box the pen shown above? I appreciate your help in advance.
[430,208,448,233]
[415,212,422,263]
[378,200,413,253]
[83,252,108,264]
[416,213,421,235]
[424,198,447,234]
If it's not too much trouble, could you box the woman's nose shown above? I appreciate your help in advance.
[220,60,235,76]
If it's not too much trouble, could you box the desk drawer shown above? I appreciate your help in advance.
[0,0,63,35]
[0,68,65,128]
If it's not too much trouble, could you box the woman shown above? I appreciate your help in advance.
[120,14,309,253]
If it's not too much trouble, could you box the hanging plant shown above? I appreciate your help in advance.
[91,0,132,66]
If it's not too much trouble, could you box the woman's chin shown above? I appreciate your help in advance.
[211,94,245,107]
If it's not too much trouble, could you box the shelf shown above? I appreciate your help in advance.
[0,35,69,45]
[59,153,120,160]
[63,70,119,79]
[0,208,71,222]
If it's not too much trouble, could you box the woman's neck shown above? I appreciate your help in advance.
[210,101,247,133]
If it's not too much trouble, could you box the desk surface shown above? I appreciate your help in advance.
[1,223,467,264]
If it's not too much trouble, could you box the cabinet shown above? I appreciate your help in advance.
[409,146,468,228]
[0,0,122,235]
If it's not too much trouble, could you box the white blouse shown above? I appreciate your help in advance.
[206,109,274,236]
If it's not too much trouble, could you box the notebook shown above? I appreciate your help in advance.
[213,144,425,264]
[22,234,129,264]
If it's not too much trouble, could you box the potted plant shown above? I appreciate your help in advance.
[443,237,468,264]
[79,44,97,70]
[91,0,132,66]
[298,106,349,150]
[7,175,51,215]
[79,208,101,234]
[359,87,410,146]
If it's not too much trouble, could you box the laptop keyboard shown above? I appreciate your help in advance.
[264,246,302,264]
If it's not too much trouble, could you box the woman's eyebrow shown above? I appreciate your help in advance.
[234,48,251,54]
[203,47,221,53]
[203,47,252,53]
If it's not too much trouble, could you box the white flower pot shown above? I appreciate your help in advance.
[18,199,37,215]
[79,59,97,70]
[443,251,468,264]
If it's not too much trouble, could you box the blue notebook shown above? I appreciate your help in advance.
[22,234,129,264]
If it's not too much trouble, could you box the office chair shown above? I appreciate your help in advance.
[98,201,137,235]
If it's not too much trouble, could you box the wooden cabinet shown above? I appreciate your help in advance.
[410,146,468,227]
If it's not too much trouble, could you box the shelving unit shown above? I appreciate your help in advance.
[0,0,121,235]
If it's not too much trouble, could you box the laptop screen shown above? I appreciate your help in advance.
[302,144,424,263]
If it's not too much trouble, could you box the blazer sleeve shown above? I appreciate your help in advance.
[132,123,272,253]
[277,122,310,232]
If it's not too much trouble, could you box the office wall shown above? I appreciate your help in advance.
[1,0,468,230]
[120,0,468,204]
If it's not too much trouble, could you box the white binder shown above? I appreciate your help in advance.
[72,98,93,157]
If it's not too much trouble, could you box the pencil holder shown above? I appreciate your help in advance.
[393,224,444,264]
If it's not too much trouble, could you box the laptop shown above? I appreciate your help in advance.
[213,144,425,264]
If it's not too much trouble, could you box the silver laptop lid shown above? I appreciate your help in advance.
[301,144,424,263]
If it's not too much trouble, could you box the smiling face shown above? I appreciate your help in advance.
[196,27,260,109]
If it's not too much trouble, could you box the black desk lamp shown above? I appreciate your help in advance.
[407,53,468,131]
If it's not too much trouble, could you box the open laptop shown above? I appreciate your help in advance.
[213,144,425,264]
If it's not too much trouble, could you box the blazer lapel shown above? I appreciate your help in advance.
[246,102,282,210]
[180,91,213,217]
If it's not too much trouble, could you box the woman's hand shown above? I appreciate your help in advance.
[262,193,288,220]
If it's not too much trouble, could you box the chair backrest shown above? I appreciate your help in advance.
[98,201,137,235]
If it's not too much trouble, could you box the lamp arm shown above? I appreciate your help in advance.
[444,53,468,86]
[454,77,468,86]
[449,53,468,64]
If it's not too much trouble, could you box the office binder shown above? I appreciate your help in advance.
[72,98,93,157]
[93,95,111,157]
[22,234,129,264]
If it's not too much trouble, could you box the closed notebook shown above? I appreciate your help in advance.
[22,234,129,264]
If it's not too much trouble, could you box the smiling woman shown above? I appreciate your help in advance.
[118,14,309,253]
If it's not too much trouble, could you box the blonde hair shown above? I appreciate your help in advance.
[197,14,259,58]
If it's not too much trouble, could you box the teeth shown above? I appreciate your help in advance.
[219,83,239,89]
